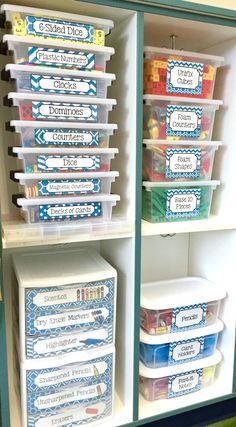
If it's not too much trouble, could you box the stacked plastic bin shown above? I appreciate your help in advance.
[1,4,120,225]
[13,248,117,427]
[142,46,224,223]
[139,277,226,401]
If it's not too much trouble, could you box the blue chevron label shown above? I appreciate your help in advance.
[32,102,97,121]
[26,16,93,42]
[166,148,201,178]
[38,179,101,195]
[38,201,102,221]
[168,369,202,398]
[166,105,202,137]
[37,155,100,172]
[166,188,201,219]
[168,337,205,365]
[31,75,97,95]
[28,47,95,70]
[172,303,207,332]
[167,60,204,95]
[35,129,99,146]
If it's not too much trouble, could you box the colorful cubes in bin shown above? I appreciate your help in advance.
[5,64,115,98]
[141,277,226,336]
[7,93,116,123]
[142,141,221,182]
[140,320,223,368]
[139,350,222,401]
[142,180,219,223]
[10,122,117,148]
[144,46,224,99]
[143,95,222,141]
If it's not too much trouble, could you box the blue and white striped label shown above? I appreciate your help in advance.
[31,75,97,95]
[166,148,201,179]
[166,188,201,219]
[28,47,95,70]
[171,303,207,332]
[35,129,99,146]
[168,369,203,398]
[167,60,204,95]
[37,155,100,172]
[166,105,202,137]
[32,102,98,121]
[38,201,102,221]
[38,179,101,195]
[26,16,93,42]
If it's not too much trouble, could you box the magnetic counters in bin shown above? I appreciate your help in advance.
[140,319,223,368]
[5,64,115,98]
[144,46,224,99]
[141,277,226,335]
[9,122,117,148]
[1,4,113,46]
[143,95,222,142]
[142,140,221,182]
[2,35,114,72]
[142,180,220,223]
[139,350,222,401]
[6,93,116,123]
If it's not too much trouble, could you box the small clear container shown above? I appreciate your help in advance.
[14,171,119,198]
[3,35,114,72]
[139,350,222,401]
[144,46,224,99]
[12,147,118,173]
[141,277,226,336]
[5,64,115,98]
[142,141,221,181]
[7,93,116,123]
[10,122,117,148]
[142,180,219,223]
[143,95,222,141]
[140,320,223,368]
[15,194,120,224]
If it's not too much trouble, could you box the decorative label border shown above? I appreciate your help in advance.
[38,201,102,221]
[166,105,203,138]
[28,47,95,69]
[168,337,205,365]
[168,368,203,398]
[35,129,99,146]
[166,188,201,219]
[171,303,207,332]
[38,179,101,196]
[32,102,98,121]
[37,155,100,172]
[166,60,203,95]
[165,148,201,179]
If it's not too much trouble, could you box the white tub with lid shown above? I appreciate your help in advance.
[141,277,226,335]
[139,350,222,401]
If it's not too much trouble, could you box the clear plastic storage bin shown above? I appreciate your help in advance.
[14,171,119,198]
[5,64,115,98]
[142,141,221,181]
[10,121,117,148]
[139,350,222,401]
[7,93,116,123]
[143,95,222,141]
[142,180,219,223]
[141,277,226,336]
[144,46,224,99]
[12,147,118,173]
[16,194,120,224]
[1,4,113,46]
[140,320,223,368]
[3,35,114,72]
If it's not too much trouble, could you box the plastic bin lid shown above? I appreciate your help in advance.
[10,121,118,132]
[141,277,226,310]
[139,349,222,378]
[17,193,120,206]
[144,46,224,64]
[140,319,224,345]
[8,92,117,106]
[143,140,222,147]
[143,180,220,190]
[12,147,119,155]
[13,247,117,288]
[143,94,223,107]
[14,171,119,181]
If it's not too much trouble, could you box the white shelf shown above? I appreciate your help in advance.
[142,215,236,236]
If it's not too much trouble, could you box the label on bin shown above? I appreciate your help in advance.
[37,155,100,171]
[28,47,95,70]
[171,303,207,332]
[169,337,205,364]
[166,60,204,95]
[38,201,102,221]
[166,105,202,137]
[38,179,101,195]
[166,188,201,219]
[168,369,203,397]
[166,148,201,178]
[31,75,97,95]
[26,16,93,42]
[35,129,99,146]
[32,102,97,121]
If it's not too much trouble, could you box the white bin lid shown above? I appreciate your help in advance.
[143,180,220,191]
[144,46,224,65]
[8,92,117,106]
[141,277,226,310]
[143,94,223,107]
[143,140,222,148]
[10,121,118,132]
[140,349,222,378]
[15,171,119,181]
[12,147,118,155]
[17,193,120,206]
[13,247,117,288]
[140,319,224,345]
